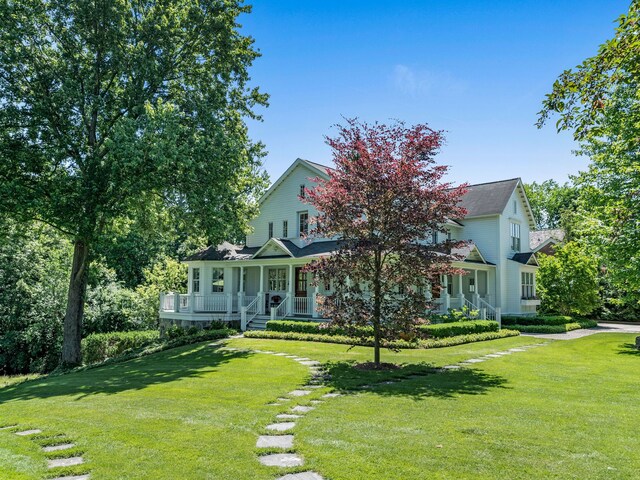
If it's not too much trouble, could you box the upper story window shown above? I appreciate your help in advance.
[521,272,535,299]
[282,220,288,238]
[268,222,273,238]
[299,184,306,198]
[510,222,521,252]
[299,211,309,236]
[513,200,518,214]
[211,268,224,293]
[431,230,438,244]
[192,268,200,294]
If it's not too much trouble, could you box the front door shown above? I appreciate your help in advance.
[295,267,307,297]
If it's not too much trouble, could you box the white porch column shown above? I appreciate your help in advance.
[441,275,450,312]
[238,266,245,309]
[312,280,320,318]
[174,292,180,313]
[472,269,480,306]
[288,264,294,315]
[258,265,265,315]
[456,273,464,307]
[159,293,165,313]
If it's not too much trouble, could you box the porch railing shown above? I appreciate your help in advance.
[241,295,261,331]
[271,295,290,320]
[293,296,311,316]
[477,297,501,326]
[179,294,190,312]
[461,298,480,319]
[194,294,227,312]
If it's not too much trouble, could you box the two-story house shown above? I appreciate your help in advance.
[159,158,539,330]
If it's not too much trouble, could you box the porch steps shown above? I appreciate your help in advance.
[247,316,270,331]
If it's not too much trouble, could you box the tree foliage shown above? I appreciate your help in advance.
[524,180,577,230]
[537,242,601,317]
[0,0,268,365]
[304,119,468,365]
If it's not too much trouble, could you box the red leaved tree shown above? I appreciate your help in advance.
[304,119,468,366]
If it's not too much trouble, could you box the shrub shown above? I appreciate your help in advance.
[418,320,499,338]
[82,330,160,364]
[267,320,374,337]
[244,329,520,349]
[508,319,597,333]
[501,315,574,326]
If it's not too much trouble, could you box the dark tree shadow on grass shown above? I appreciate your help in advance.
[0,343,254,403]
[322,361,509,399]
[616,343,640,357]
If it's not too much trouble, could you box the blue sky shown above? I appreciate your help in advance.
[240,1,629,186]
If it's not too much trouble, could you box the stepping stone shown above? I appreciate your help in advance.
[256,435,294,448]
[266,422,296,432]
[47,456,84,468]
[288,390,312,397]
[285,355,298,358]
[302,385,324,389]
[509,348,526,352]
[322,392,341,398]
[259,453,304,467]
[463,358,485,364]
[381,380,396,385]
[276,472,324,480]
[0,425,16,430]
[274,353,288,356]
[266,403,282,406]
[15,429,41,436]
[277,397,291,402]
[291,405,314,413]
[310,400,323,405]
[442,365,461,370]
[494,351,511,355]
[43,443,75,452]
[295,357,311,361]
[49,476,90,480]
[299,360,320,366]
[276,414,302,419]
[485,354,502,358]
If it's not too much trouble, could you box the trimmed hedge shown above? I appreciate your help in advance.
[81,328,236,364]
[82,330,160,364]
[266,320,374,337]
[501,315,574,326]
[418,320,499,338]
[509,319,597,334]
[268,319,500,340]
[244,328,520,349]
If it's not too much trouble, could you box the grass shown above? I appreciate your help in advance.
[1,333,639,478]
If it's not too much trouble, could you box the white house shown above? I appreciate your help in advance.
[159,158,540,330]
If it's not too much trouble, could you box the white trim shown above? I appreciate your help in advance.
[257,158,330,206]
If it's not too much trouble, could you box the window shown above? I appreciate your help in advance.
[298,211,309,236]
[296,269,307,292]
[447,230,452,241]
[282,220,288,237]
[211,268,224,293]
[299,184,306,198]
[268,268,287,291]
[268,222,273,238]
[431,230,438,244]
[513,200,518,214]
[324,279,331,291]
[510,222,521,252]
[522,272,535,299]
[192,268,200,294]
[445,275,453,296]
[469,278,475,293]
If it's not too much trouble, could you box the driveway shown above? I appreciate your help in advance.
[521,322,640,341]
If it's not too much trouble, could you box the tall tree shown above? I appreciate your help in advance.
[304,119,468,366]
[524,180,577,230]
[0,0,268,366]
[538,1,640,298]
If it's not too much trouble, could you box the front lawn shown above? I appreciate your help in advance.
[1,334,638,479]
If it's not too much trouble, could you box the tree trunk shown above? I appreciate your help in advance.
[373,252,382,365]
[61,239,90,367]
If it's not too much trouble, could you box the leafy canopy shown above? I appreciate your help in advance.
[304,119,468,364]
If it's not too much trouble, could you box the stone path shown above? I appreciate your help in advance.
[219,346,337,480]
[522,322,640,340]
[2,426,89,479]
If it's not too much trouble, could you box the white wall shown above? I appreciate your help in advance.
[246,163,322,248]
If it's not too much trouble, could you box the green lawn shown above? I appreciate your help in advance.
[1,334,638,479]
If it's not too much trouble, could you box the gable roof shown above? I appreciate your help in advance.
[530,229,565,251]
[511,252,539,266]
[452,242,493,265]
[257,158,330,206]
[184,240,341,262]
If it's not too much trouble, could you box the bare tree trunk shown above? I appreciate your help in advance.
[61,239,89,367]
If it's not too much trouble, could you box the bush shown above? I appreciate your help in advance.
[508,319,597,333]
[418,320,499,338]
[266,320,374,337]
[244,329,520,349]
[501,315,574,326]
[82,330,160,364]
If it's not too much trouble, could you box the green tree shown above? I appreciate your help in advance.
[0,0,268,366]
[537,242,601,316]
[524,180,577,230]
